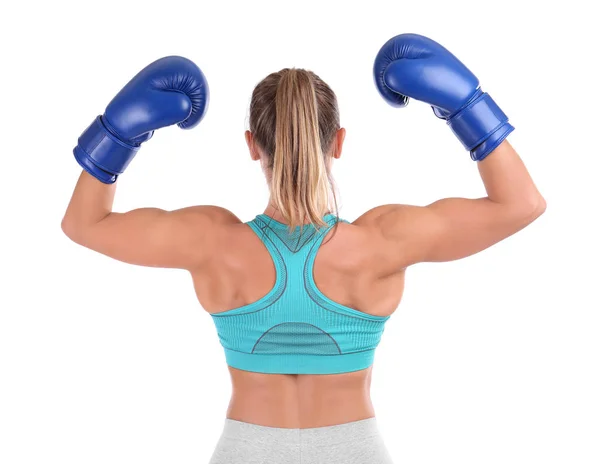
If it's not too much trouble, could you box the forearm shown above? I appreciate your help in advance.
[61,171,188,266]
[61,171,173,254]
[419,139,547,261]
[478,140,546,214]
[62,171,116,235]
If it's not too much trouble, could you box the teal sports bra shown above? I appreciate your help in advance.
[210,213,390,374]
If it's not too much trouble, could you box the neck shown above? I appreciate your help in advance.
[263,202,331,225]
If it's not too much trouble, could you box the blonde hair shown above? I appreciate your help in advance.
[249,68,340,230]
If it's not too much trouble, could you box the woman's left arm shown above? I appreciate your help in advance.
[61,172,236,269]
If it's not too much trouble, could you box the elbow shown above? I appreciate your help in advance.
[535,194,547,218]
[61,215,86,245]
[528,193,547,221]
[515,193,547,226]
[61,215,76,241]
[62,210,110,248]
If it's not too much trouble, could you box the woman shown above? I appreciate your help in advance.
[62,34,545,463]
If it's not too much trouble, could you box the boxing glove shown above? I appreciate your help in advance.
[74,56,209,183]
[373,33,513,161]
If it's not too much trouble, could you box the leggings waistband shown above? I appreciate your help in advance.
[210,417,394,464]
[221,417,382,446]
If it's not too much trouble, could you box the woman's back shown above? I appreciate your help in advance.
[62,36,545,463]
[191,210,405,428]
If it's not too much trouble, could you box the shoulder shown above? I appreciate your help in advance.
[350,204,433,272]
[173,205,241,223]
[352,204,422,228]
[169,206,242,236]
[352,204,439,240]
[316,212,391,276]
[168,206,242,261]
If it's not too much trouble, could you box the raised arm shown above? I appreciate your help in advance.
[61,172,237,269]
[359,33,545,268]
[357,140,545,265]
[61,56,230,270]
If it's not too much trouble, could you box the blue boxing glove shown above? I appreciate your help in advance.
[373,33,513,161]
[74,56,209,183]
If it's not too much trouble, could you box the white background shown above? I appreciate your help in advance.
[1,1,598,463]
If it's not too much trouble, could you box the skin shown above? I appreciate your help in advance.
[62,128,546,429]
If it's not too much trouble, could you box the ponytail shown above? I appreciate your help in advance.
[271,70,330,230]
[249,68,340,231]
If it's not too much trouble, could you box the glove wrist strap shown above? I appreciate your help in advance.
[448,92,513,161]
[73,116,139,184]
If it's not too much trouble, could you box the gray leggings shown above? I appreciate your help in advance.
[208,417,394,464]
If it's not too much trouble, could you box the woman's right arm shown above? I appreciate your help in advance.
[365,34,545,267]
[355,140,545,266]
